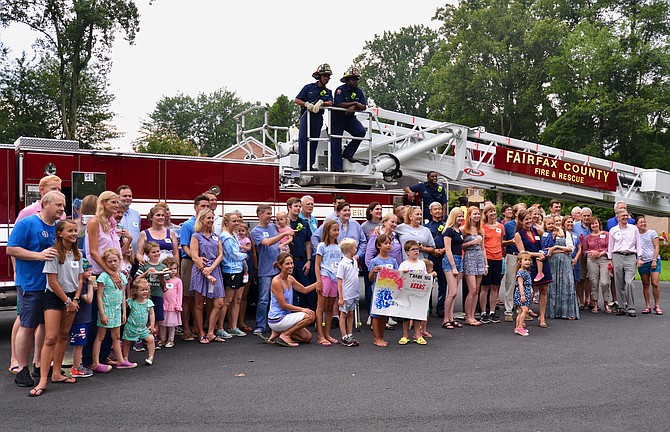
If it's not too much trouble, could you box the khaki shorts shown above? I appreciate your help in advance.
[181,258,194,297]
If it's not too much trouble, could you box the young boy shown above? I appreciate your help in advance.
[398,240,427,345]
[69,259,95,377]
[134,241,167,350]
[336,238,360,347]
[368,234,398,347]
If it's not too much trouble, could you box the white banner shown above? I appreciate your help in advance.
[371,268,432,321]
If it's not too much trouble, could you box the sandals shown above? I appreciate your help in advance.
[239,325,253,333]
[199,335,210,344]
[465,320,481,326]
[641,308,652,314]
[8,365,19,375]
[414,337,427,345]
[539,322,548,328]
[208,335,226,343]
[654,306,664,315]
[398,337,410,345]
[591,308,599,313]
[385,324,395,330]
[52,377,76,384]
[442,321,455,329]
[28,387,47,397]
[451,320,462,328]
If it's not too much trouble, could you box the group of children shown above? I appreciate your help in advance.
[313,219,438,348]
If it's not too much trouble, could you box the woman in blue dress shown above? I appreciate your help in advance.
[544,216,580,320]
[514,209,552,328]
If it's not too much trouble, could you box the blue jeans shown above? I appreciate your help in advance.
[255,276,273,331]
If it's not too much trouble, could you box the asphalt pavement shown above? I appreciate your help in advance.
[1,282,669,432]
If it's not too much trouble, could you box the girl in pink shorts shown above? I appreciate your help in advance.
[314,220,342,346]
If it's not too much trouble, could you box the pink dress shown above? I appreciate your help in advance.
[85,216,122,275]
[278,226,293,253]
[161,276,183,326]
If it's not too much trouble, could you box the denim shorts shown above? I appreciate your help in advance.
[339,298,358,313]
[638,257,662,275]
[442,255,463,273]
[44,289,75,311]
[18,288,45,328]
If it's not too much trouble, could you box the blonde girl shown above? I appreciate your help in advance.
[92,248,136,372]
[122,279,156,365]
[462,206,487,326]
[314,219,342,346]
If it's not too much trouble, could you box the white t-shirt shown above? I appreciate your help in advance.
[398,260,427,273]
[336,256,360,301]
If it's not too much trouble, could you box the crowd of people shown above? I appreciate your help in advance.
[6,174,664,397]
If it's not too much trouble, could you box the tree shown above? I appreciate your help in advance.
[139,88,256,156]
[132,130,199,156]
[268,94,298,128]
[0,0,140,141]
[425,0,564,140]
[542,0,670,170]
[0,53,119,147]
[353,25,438,117]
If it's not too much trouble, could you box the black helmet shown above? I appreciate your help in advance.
[312,63,333,79]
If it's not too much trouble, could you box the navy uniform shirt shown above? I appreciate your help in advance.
[425,219,446,264]
[289,217,312,261]
[410,182,447,217]
[296,82,333,115]
[333,84,367,119]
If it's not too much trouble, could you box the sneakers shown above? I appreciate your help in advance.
[228,327,247,337]
[155,340,163,350]
[489,313,501,323]
[514,327,529,336]
[388,317,398,326]
[116,361,137,369]
[30,364,41,379]
[253,328,264,335]
[479,312,490,324]
[92,364,112,373]
[175,325,184,335]
[533,272,545,282]
[145,357,154,366]
[504,314,514,322]
[216,329,233,339]
[14,367,35,387]
[70,366,93,378]
[342,335,357,347]
[165,340,175,348]
[133,341,145,352]
[366,316,372,326]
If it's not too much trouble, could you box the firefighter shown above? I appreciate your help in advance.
[331,68,367,172]
[294,63,334,171]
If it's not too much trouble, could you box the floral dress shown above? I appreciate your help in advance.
[546,237,580,319]
[463,234,486,275]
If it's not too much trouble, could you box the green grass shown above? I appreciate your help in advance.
[634,259,670,282]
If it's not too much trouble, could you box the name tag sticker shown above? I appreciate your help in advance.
[165,238,172,244]
[600,234,606,239]
[495,228,502,234]
[534,236,541,241]
[166,283,174,289]
[70,261,79,268]
[133,222,139,227]
[263,232,269,237]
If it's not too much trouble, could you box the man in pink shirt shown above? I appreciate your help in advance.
[607,209,643,317]
[16,175,65,222]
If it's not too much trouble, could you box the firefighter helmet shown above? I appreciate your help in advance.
[312,63,333,79]
[340,67,362,83]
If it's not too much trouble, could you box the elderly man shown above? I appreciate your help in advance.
[608,209,642,317]
[7,191,65,387]
[425,202,447,317]
[605,201,635,232]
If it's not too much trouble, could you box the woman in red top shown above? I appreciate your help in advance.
[480,204,504,323]
[581,218,612,313]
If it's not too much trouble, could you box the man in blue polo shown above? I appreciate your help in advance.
[404,171,448,222]
[331,68,367,172]
[295,64,334,171]
[178,194,211,341]
[117,185,141,252]
[251,204,293,335]
[7,191,64,387]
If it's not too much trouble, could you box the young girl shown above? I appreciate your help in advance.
[122,279,156,365]
[159,257,182,348]
[274,211,294,253]
[30,219,83,396]
[315,219,342,346]
[514,252,533,336]
[398,240,427,345]
[136,241,167,349]
[236,222,254,333]
[368,234,398,347]
[92,247,136,372]
[69,259,95,378]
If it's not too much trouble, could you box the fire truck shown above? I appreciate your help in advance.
[3,105,670,310]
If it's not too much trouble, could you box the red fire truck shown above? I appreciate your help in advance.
[0,137,404,311]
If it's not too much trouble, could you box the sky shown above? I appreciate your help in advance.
[1,0,450,151]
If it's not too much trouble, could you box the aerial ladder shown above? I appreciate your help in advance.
[237,105,670,216]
